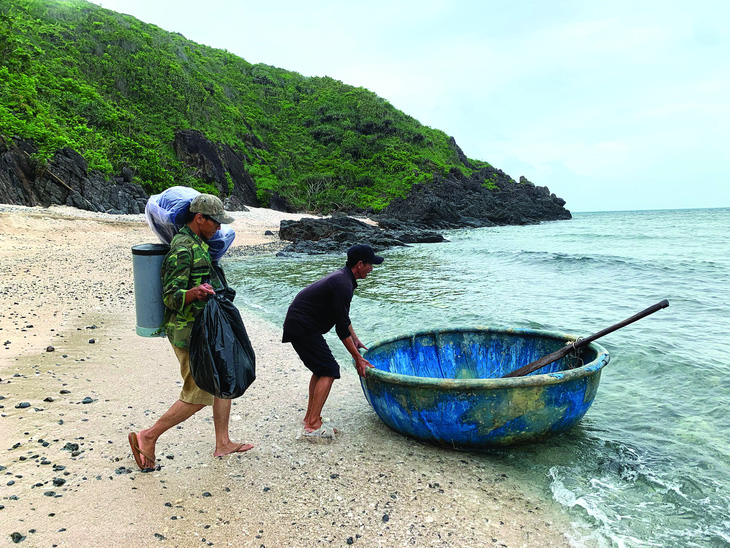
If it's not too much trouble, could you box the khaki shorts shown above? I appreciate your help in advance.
[172,345,214,406]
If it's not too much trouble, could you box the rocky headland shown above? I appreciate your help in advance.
[1,135,571,257]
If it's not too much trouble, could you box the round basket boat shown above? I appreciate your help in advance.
[359,327,610,448]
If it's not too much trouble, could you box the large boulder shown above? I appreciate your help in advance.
[278,215,445,255]
[173,129,258,209]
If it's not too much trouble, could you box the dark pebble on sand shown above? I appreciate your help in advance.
[59,390,70,394]
[46,346,54,352]
[202,491,212,497]
[81,397,94,404]
[44,491,55,497]
[330,473,339,479]
[10,532,25,543]
[382,513,390,522]
[88,338,96,344]
[15,402,30,409]
[62,443,79,452]
[43,398,53,403]
[52,478,65,487]
[165,455,174,459]
[154,533,165,540]
[346,537,354,545]
[164,502,172,507]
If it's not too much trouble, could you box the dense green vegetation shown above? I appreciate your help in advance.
[0,0,494,212]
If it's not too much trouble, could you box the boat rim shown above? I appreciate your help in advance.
[361,326,610,390]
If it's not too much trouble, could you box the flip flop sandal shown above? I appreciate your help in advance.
[301,427,335,440]
[128,432,156,471]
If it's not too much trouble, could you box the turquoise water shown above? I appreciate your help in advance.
[226,208,730,547]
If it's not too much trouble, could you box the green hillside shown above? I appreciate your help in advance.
[0,0,493,212]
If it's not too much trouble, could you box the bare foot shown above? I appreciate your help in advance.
[214,442,254,457]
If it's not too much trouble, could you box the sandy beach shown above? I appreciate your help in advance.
[0,205,573,547]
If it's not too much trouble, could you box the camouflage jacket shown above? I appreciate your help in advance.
[162,225,223,349]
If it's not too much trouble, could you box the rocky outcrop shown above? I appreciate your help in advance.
[173,129,258,209]
[0,130,264,213]
[0,136,148,214]
[278,215,445,255]
[379,167,571,229]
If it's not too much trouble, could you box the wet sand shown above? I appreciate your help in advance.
[0,205,572,547]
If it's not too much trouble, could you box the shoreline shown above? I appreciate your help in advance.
[0,204,574,546]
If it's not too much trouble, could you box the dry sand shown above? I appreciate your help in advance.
[0,205,574,547]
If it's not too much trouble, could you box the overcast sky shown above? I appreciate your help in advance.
[94,0,728,212]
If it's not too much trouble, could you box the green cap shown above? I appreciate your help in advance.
[189,194,235,224]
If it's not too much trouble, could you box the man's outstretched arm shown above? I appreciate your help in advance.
[342,331,373,378]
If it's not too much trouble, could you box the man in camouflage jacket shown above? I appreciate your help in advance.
[128,194,253,471]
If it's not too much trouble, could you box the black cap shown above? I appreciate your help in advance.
[347,244,384,265]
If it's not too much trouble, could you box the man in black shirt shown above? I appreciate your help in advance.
[283,244,384,438]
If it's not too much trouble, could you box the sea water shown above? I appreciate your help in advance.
[225,208,730,547]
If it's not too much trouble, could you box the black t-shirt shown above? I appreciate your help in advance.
[282,266,357,341]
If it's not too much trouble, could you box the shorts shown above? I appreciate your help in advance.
[289,334,341,379]
[172,344,215,406]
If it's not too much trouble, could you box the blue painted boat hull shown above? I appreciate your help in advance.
[359,328,610,448]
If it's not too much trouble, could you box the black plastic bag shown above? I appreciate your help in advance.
[189,294,255,399]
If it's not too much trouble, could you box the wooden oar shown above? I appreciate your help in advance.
[503,299,669,378]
